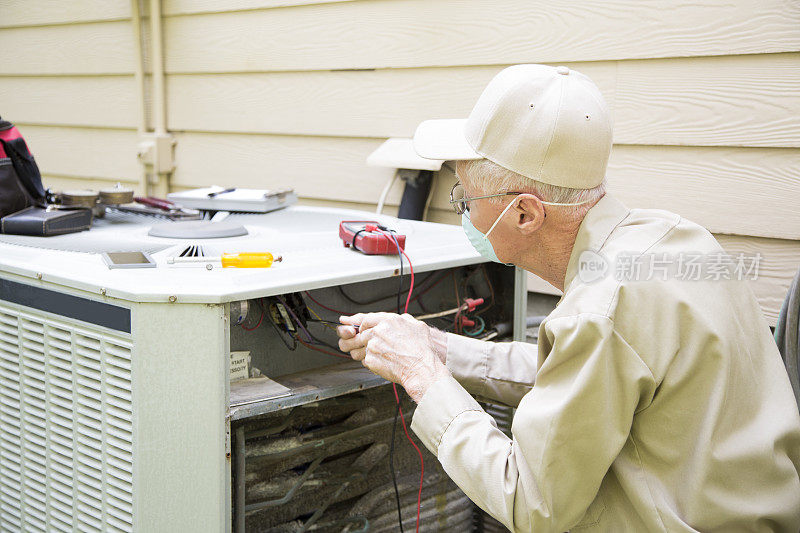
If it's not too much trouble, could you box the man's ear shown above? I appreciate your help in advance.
[513,194,546,235]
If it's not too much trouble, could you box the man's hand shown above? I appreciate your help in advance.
[337,313,450,402]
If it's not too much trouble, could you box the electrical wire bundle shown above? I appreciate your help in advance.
[240,297,350,358]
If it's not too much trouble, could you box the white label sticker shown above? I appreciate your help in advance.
[230,350,250,381]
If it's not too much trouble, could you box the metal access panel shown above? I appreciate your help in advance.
[0,281,231,533]
[0,295,134,532]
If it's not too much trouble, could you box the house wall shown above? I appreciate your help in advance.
[1,0,798,323]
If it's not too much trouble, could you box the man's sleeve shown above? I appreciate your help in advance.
[411,314,656,532]
[445,333,538,407]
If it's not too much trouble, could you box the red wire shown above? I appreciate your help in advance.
[374,229,415,314]
[393,383,424,532]
[295,336,351,359]
[374,229,423,533]
[398,248,415,314]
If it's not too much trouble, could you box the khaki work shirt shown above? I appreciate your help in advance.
[411,194,800,532]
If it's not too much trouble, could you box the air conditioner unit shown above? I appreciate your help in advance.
[0,206,527,532]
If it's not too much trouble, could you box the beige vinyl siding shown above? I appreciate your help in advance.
[164,0,358,14]
[715,235,800,325]
[162,0,800,71]
[0,2,145,196]
[0,1,131,28]
[1,0,798,324]
[21,126,142,183]
[1,76,145,129]
[165,54,800,147]
[0,21,140,76]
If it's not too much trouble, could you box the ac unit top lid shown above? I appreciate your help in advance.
[0,206,485,304]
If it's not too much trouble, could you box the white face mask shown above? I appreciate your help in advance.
[461,194,591,264]
[461,200,518,263]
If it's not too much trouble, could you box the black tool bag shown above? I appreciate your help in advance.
[0,116,46,219]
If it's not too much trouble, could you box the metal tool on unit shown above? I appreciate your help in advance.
[59,189,100,208]
[98,184,135,205]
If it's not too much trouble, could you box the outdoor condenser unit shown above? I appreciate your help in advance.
[0,206,527,532]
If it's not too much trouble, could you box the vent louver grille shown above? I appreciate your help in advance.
[0,303,133,532]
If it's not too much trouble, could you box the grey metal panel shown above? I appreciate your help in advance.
[230,362,386,421]
[0,277,131,333]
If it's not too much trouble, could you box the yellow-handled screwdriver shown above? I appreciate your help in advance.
[220,252,281,268]
[167,252,282,268]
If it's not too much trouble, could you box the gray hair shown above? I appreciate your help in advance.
[456,159,606,217]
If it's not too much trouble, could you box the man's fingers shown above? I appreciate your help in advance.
[340,312,398,332]
[338,336,359,353]
[336,325,357,340]
[339,327,374,352]
[339,314,364,326]
[349,347,366,361]
[359,312,399,331]
[361,351,397,384]
[340,312,383,332]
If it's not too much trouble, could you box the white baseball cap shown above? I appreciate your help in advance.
[412,64,613,189]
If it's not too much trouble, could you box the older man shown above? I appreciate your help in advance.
[338,65,800,531]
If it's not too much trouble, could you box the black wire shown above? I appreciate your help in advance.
[474,265,496,316]
[302,314,357,356]
[389,399,404,533]
[386,230,406,531]
[351,228,368,253]
[307,330,349,354]
[390,232,404,314]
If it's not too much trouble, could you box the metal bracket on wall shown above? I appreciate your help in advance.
[137,132,176,177]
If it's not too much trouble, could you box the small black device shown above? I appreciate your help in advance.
[0,206,92,236]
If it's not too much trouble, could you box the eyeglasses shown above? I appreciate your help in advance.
[449,182,594,215]
[449,182,521,215]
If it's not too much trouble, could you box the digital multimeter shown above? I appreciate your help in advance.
[338,221,407,255]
